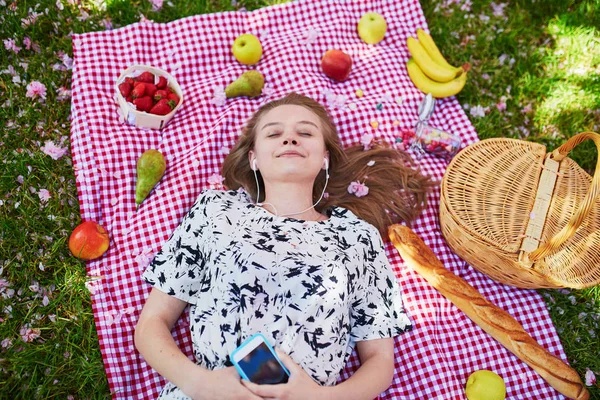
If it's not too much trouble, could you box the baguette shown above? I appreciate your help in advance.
[388,224,589,400]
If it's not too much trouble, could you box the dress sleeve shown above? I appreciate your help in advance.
[141,189,220,303]
[350,226,413,341]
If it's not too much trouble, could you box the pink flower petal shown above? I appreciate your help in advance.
[207,173,224,188]
[347,181,369,197]
[38,189,51,203]
[26,80,47,100]
[40,141,68,160]
[360,133,374,151]
[585,369,596,386]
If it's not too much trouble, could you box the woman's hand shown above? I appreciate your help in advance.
[241,348,326,400]
[183,365,263,400]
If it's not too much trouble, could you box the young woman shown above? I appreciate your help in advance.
[135,92,434,400]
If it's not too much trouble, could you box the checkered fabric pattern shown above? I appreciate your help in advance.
[70,0,569,398]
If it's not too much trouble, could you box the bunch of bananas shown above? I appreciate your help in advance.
[406,29,471,98]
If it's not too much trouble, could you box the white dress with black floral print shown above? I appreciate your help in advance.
[142,188,412,399]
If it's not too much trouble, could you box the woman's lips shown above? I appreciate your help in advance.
[278,151,303,157]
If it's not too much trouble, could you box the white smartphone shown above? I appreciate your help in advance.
[230,333,290,385]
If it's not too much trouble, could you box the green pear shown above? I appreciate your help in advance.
[135,149,166,209]
[225,70,265,98]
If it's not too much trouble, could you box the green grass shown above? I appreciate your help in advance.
[0,0,598,398]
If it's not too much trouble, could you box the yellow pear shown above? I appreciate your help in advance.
[225,70,265,98]
[135,149,166,209]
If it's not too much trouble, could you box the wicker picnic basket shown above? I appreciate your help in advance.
[440,132,600,289]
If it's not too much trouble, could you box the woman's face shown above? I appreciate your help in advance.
[249,104,328,184]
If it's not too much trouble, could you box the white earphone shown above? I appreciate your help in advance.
[323,157,329,170]
[252,159,258,171]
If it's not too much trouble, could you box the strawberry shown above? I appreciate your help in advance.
[118,82,132,98]
[126,95,133,103]
[144,83,157,98]
[167,92,180,104]
[131,83,146,99]
[125,77,135,86]
[156,76,167,89]
[154,90,168,102]
[133,96,153,112]
[166,86,174,93]
[149,98,174,115]
[137,71,155,83]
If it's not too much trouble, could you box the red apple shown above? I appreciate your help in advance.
[68,221,110,260]
[321,49,353,82]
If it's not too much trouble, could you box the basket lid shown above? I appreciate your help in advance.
[441,138,547,253]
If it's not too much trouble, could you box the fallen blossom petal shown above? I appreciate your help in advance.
[61,54,73,70]
[585,369,596,386]
[521,103,533,114]
[210,87,226,106]
[470,105,486,118]
[40,140,68,160]
[3,38,21,53]
[149,0,163,12]
[38,189,51,203]
[20,327,41,342]
[490,2,507,17]
[360,133,374,150]
[261,83,275,97]
[26,81,47,100]
[101,17,113,30]
[207,173,224,187]
[84,280,98,295]
[347,181,369,197]
[303,28,319,46]
[367,160,375,166]
[135,252,153,269]
[56,87,71,101]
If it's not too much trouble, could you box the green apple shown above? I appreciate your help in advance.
[232,34,263,65]
[465,370,506,400]
[357,12,387,44]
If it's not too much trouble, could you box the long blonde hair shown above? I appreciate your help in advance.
[222,92,436,238]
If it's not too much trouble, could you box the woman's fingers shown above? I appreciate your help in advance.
[274,347,298,374]
[241,379,283,398]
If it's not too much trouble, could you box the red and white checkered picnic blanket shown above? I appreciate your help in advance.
[70,0,570,398]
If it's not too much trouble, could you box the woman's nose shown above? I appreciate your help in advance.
[282,139,298,145]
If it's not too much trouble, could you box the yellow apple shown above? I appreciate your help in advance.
[465,370,506,400]
[232,34,262,65]
[357,12,387,44]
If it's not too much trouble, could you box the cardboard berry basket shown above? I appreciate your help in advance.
[115,64,184,130]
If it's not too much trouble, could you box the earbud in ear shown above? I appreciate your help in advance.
[252,159,258,171]
[323,158,329,170]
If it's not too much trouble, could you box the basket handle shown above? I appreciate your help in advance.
[529,131,600,261]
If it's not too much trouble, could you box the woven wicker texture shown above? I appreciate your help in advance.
[440,132,600,289]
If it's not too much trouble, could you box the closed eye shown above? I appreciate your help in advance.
[267,131,312,137]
